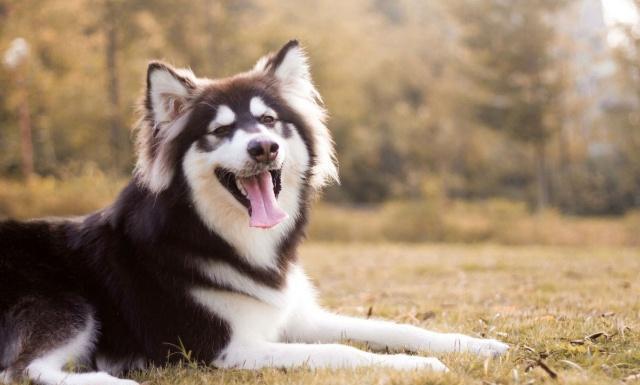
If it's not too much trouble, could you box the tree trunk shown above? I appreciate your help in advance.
[534,141,549,212]
[17,65,33,179]
[105,1,122,170]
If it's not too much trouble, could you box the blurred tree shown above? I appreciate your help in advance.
[3,38,33,179]
[0,0,637,215]
[609,3,640,210]
[0,0,97,176]
[449,0,568,211]
[103,0,124,170]
[98,0,179,171]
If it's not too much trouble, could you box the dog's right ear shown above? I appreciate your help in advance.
[145,61,196,133]
[136,62,197,193]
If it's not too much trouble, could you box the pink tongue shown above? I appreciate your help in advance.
[240,172,288,228]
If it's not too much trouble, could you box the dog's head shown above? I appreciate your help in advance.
[134,41,337,231]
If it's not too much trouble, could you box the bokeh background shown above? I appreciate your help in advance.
[1,0,639,245]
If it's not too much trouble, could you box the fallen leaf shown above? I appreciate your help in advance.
[587,331,605,341]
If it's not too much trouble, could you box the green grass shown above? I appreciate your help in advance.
[112,243,639,384]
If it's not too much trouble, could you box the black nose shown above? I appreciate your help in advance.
[247,139,279,163]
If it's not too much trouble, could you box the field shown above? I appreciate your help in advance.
[120,242,639,385]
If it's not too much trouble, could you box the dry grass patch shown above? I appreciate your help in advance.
[0,168,125,219]
[309,201,640,246]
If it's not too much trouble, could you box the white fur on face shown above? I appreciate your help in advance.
[204,101,285,175]
[200,97,285,176]
[211,105,236,128]
[183,122,310,268]
[249,96,276,118]
[204,128,286,176]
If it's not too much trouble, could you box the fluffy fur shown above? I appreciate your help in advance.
[0,41,507,385]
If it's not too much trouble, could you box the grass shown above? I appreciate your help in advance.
[309,201,640,246]
[114,243,638,385]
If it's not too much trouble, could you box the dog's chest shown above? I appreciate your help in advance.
[190,263,310,343]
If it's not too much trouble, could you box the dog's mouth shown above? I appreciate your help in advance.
[215,168,288,229]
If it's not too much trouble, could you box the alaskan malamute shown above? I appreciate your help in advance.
[0,41,507,385]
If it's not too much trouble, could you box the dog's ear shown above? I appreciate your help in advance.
[135,62,197,193]
[145,61,196,130]
[254,40,311,83]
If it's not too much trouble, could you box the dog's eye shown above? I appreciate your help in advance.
[260,115,276,127]
[212,124,233,137]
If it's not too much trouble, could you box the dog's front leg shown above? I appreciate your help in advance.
[213,341,447,371]
[283,306,508,357]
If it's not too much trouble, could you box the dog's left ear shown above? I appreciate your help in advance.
[254,40,311,84]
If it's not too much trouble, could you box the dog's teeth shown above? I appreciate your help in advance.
[236,179,247,196]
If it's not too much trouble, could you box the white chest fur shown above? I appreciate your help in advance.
[190,263,314,344]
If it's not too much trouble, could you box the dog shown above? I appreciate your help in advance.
[0,41,508,385]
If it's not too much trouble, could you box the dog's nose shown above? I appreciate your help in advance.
[247,139,279,163]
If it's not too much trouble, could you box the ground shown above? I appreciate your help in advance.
[16,242,640,385]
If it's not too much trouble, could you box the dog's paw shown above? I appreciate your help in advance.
[383,354,449,372]
[463,337,509,357]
